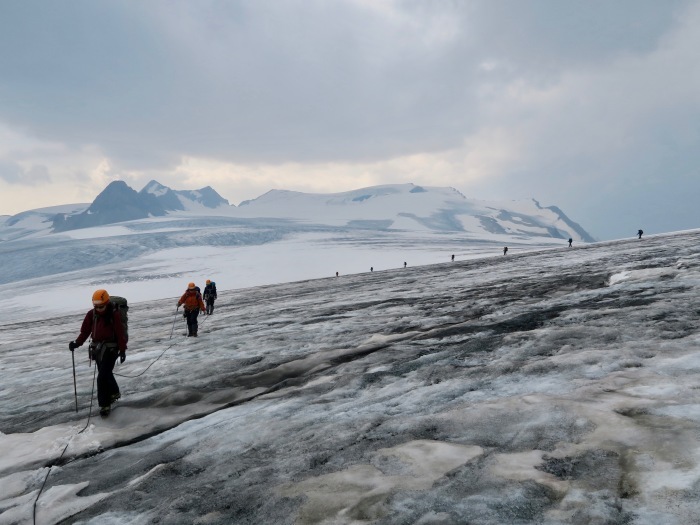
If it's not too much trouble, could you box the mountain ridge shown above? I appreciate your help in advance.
[49,180,230,232]
[236,183,595,242]
[1,180,595,242]
[141,179,230,211]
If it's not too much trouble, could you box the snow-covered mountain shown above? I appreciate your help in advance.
[0,203,89,242]
[52,181,167,232]
[140,180,230,212]
[2,229,700,524]
[1,181,593,241]
[238,184,595,242]
[49,180,230,232]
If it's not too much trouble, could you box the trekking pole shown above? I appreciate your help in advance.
[71,350,78,413]
[170,307,179,340]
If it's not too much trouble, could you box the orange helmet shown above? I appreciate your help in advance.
[92,289,110,306]
[188,282,196,290]
[206,279,211,284]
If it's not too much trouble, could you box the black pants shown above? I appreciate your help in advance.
[206,298,215,315]
[185,308,200,335]
[94,346,120,408]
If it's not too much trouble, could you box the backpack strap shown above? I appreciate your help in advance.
[91,304,118,342]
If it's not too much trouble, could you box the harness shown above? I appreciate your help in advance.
[90,308,118,362]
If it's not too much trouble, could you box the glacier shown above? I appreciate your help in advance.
[1,229,700,524]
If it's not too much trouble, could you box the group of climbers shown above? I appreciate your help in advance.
[68,279,217,417]
[177,279,217,336]
[68,226,647,419]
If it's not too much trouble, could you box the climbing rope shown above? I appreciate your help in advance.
[33,364,97,525]
[32,308,212,522]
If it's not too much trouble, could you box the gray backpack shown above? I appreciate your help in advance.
[109,296,129,342]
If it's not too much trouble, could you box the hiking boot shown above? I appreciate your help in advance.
[110,393,121,403]
[99,406,111,417]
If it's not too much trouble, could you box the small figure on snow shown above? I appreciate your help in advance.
[568,238,573,248]
[638,229,644,240]
[370,267,373,272]
[177,282,206,337]
[503,247,508,256]
[203,279,217,315]
[336,271,339,277]
[68,289,127,417]
[451,254,455,262]
[404,261,407,268]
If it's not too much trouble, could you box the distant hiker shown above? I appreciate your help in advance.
[503,247,508,255]
[177,282,206,337]
[69,289,127,417]
[336,272,339,277]
[638,229,644,239]
[203,279,217,315]
[451,254,455,262]
[370,267,373,272]
[404,261,407,268]
[568,238,573,248]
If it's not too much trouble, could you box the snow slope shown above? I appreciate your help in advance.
[1,229,700,524]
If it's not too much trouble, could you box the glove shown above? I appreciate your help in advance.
[69,341,78,351]
[119,351,126,364]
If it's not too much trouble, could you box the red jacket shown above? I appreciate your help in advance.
[75,304,127,352]
[178,289,206,312]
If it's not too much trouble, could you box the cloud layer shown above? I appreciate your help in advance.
[0,0,698,239]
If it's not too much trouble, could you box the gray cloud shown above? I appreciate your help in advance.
[0,160,50,185]
[0,0,698,238]
[0,0,687,166]
[467,0,688,71]
[0,161,22,184]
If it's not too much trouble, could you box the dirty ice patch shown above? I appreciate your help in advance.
[654,404,700,423]
[638,459,700,493]
[621,383,684,400]
[608,267,678,286]
[491,450,568,493]
[279,440,483,524]
[375,440,483,478]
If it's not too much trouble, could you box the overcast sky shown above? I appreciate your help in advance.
[1,0,698,240]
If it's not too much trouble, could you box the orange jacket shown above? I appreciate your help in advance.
[178,289,206,311]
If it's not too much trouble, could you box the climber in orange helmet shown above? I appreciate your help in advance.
[177,282,206,337]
